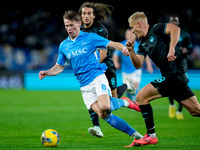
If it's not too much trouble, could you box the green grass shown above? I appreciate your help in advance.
[0,89,200,150]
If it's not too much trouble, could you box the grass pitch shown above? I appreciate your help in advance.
[0,89,200,150]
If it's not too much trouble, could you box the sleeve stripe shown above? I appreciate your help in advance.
[164,23,167,34]
[137,52,145,55]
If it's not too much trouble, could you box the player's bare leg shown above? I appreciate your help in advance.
[180,96,200,117]
[91,94,143,141]
[131,83,161,145]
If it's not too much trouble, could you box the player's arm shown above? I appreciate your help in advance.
[126,38,145,69]
[112,52,120,69]
[165,23,180,61]
[98,26,108,63]
[107,41,129,56]
[145,56,154,73]
[39,64,65,80]
[99,50,107,63]
[181,33,193,54]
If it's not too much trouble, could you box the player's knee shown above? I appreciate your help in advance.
[98,111,109,119]
[136,91,146,104]
[99,103,110,112]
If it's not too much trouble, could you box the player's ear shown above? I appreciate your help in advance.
[138,21,142,28]
[78,21,82,27]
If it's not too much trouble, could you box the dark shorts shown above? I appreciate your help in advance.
[151,73,194,102]
[105,69,117,91]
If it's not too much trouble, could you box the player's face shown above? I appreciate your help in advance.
[64,19,81,39]
[81,7,95,27]
[125,29,137,41]
[129,22,143,38]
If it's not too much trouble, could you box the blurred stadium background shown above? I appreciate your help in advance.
[1,0,200,90]
[1,2,200,149]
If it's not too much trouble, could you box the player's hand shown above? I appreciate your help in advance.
[167,47,176,61]
[126,38,135,51]
[122,47,129,56]
[39,71,47,80]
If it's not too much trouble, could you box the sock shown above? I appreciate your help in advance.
[131,131,143,139]
[169,96,174,105]
[104,113,139,137]
[117,83,127,98]
[139,104,155,135]
[109,97,129,111]
[88,108,100,127]
[178,104,183,112]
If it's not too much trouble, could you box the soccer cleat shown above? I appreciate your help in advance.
[133,134,158,145]
[124,139,142,147]
[176,111,184,120]
[169,104,176,118]
[122,97,141,112]
[123,78,136,95]
[88,126,103,138]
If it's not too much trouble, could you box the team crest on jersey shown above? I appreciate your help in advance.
[149,36,154,43]
[81,41,86,46]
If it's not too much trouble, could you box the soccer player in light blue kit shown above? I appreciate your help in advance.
[39,11,143,144]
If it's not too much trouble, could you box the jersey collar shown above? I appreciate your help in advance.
[67,30,84,42]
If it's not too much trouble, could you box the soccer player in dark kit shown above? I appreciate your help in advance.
[78,2,135,138]
[168,14,193,120]
[124,12,200,147]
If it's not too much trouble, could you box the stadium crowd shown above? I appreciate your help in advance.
[1,6,200,71]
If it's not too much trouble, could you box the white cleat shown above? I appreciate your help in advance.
[88,126,103,138]
[124,78,136,95]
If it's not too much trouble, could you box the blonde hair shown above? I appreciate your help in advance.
[128,12,148,23]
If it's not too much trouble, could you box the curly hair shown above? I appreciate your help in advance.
[78,2,114,22]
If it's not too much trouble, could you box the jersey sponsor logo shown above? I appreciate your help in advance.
[70,47,88,58]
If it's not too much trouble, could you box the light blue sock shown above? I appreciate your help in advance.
[109,97,125,111]
[104,113,136,136]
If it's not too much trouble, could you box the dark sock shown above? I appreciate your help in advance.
[139,104,155,135]
[117,84,127,98]
[88,108,100,127]
[169,96,174,105]
[178,104,183,112]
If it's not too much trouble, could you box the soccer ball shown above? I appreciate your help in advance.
[41,129,60,147]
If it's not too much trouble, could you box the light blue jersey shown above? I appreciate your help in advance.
[113,40,141,73]
[57,31,110,87]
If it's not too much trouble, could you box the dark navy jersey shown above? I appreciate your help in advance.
[137,23,186,77]
[176,29,193,70]
[81,22,116,73]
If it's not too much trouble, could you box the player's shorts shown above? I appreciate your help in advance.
[122,69,142,83]
[151,73,194,102]
[80,74,112,109]
[105,69,117,90]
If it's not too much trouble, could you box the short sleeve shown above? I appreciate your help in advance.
[56,44,67,66]
[92,33,111,49]
[153,23,167,36]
